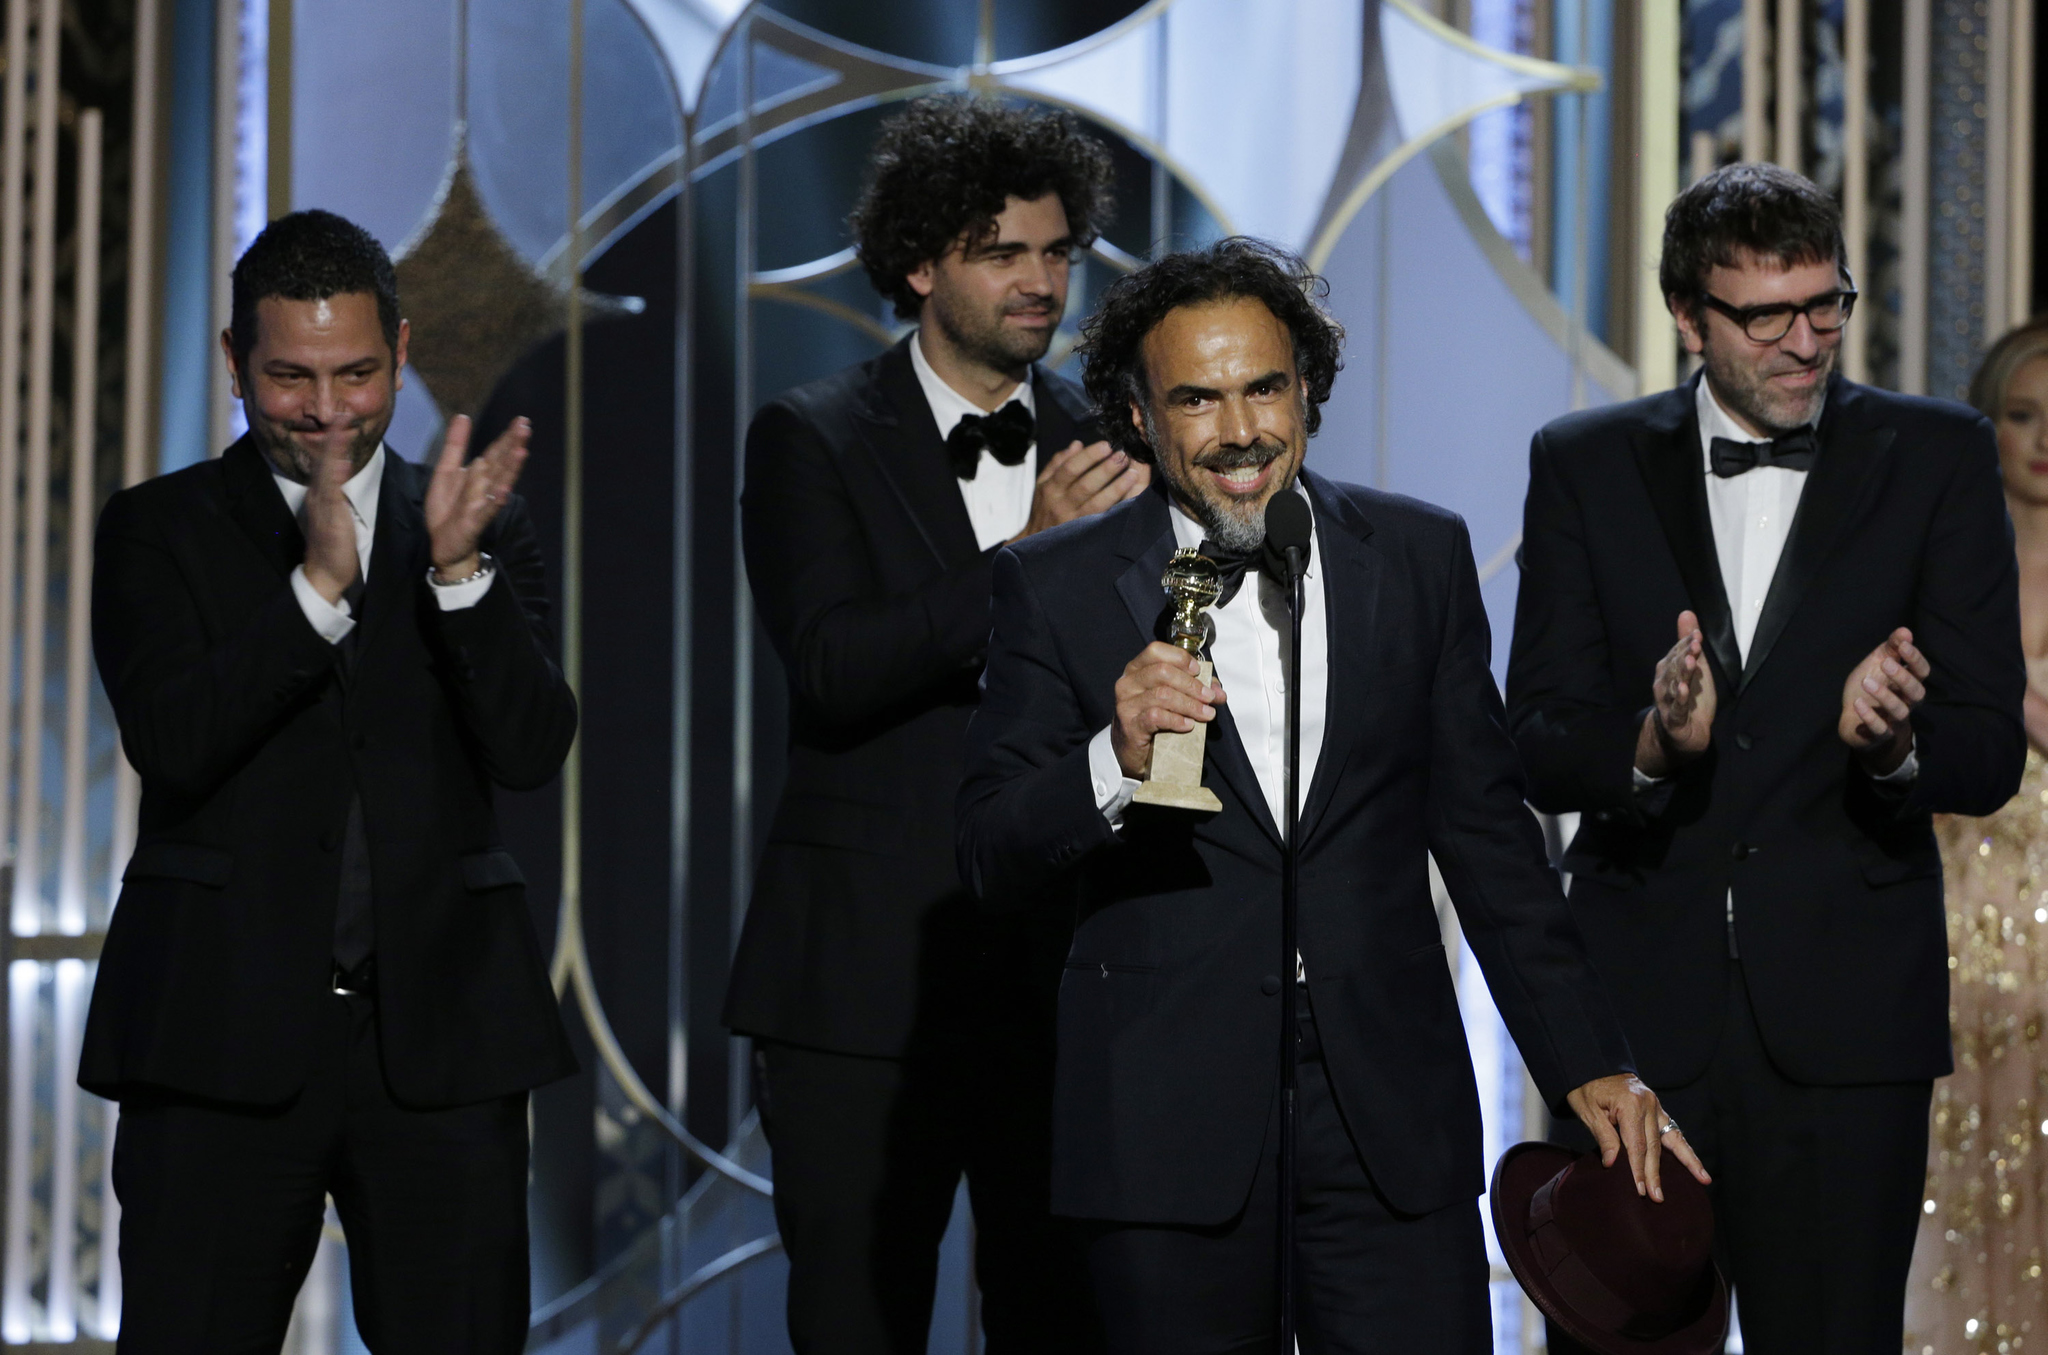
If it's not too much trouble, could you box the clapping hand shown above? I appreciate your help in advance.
[426,415,529,583]
[1838,627,1928,775]
[1635,610,1718,777]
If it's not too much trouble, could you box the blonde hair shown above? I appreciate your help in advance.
[1969,318,2048,417]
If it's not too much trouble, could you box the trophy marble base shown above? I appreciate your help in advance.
[1131,659,1224,813]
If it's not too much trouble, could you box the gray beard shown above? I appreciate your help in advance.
[1700,335,1832,435]
[1150,439,1274,553]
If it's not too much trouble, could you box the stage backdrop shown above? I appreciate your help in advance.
[83,2,1636,1352]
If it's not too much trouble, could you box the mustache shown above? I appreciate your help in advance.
[1194,441,1285,472]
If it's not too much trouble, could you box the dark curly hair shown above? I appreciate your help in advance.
[1659,162,1846,320]
[850,96,1115,321]
[1076,238,1345,462]
[231,209,401,363]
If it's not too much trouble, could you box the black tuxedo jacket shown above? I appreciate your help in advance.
[81,437,579,1108]
[955,473,1633,1225]
[724,335,1094,1059]
[1506,374,2025,1089]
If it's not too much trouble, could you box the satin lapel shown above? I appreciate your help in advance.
[221,435,304,579]
[1295,473,1373,848]
[1031,366,1093,474]
[351,454,430,662]
[1740,379,1896,688]
[1631,384,1741,689]
[855,337,982,569]
[1111,490,1282,848]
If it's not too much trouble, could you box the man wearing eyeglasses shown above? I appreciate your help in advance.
[1506,161,2025,1350]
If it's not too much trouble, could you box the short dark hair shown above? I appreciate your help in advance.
[1076,237,1345,462]
[230,209,401,363]
[850,96,1115,321]
[1659,163,1847,319]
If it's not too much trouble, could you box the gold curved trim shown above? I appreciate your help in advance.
[1423,139,1637,398]
[1476,531,1522,585]
[1304,90,1526,272]
[985,0,1176,77]
[1384,0,1600,88]
[986,83,1237,237]
[551,874,774,1195]
[754,245,860,287]
[751,283,904,349]
[615,1233,786,1354]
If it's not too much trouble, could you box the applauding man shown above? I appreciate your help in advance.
[726,97,1141,1352]
[84,210,577,1352]
[1507,164,2025,1349]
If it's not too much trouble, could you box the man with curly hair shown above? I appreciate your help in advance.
[957,238,1693,1350]
[725,95,1143,1352]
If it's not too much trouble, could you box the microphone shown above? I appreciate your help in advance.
[1264,487,1312,581]
[1264,481,1312,1355]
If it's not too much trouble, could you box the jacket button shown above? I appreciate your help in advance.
[1736,733,1754,750]
[319,828,340,852]
[1730,841,1750,860]
[1260,975,1282,996]
[352,733,368,750]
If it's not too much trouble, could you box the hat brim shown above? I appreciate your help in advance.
[1489,1142,1729,1355]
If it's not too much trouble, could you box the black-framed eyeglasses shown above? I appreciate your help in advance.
[1699,280,1858,344]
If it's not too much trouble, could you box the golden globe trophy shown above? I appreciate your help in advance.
[1131,547,1226,812]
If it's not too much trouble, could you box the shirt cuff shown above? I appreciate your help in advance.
[1870,736,1919,788]
[1088,725,1141,826]
[1631,766,1666,790]
[290,564,355,644]
[427,560,496,611]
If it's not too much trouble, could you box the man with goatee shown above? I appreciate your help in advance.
[956,236,1692,1352]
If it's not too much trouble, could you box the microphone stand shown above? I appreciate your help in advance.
[1278,540,1307,1354]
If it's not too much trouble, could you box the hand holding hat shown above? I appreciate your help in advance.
[1566,1073,1711,1202]
[1492,1142,1730,1355]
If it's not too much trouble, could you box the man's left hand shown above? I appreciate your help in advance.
[1565,1073,1711,1203]
[427,414,530,582]
[1838,627,1929,775]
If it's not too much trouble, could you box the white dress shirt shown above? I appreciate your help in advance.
[1641,379,1910,955]
[270,444,495,643]
[1088,494,1328,836]
[910,328,1038,550]
[1698,378,1813,661]
[1686,379,1910,784]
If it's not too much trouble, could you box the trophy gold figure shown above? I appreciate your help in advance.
[1131,548,1226,812]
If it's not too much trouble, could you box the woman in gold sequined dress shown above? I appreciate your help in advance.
[1906,320,2048,1354]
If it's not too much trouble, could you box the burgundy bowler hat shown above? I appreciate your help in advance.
[1490,1142,1728,1355]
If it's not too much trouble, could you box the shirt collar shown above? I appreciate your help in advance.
[1695,373,1825,461]
[271,443,386,530]
[909,327,1037,442]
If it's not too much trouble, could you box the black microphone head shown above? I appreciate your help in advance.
[1264,488,1312,555]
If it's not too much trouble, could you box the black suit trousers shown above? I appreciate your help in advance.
[111,992,529,1354]
[756,1025,1100,1355]
[1084,1001,1492,1355]
[1547,963,1930,1355]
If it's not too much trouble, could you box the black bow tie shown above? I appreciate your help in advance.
[1709,428,1818,478]
[1199,536,1292,608]
[946,400,1034,480]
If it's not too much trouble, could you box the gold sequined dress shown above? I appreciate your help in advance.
[1906,669,2048,1355]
